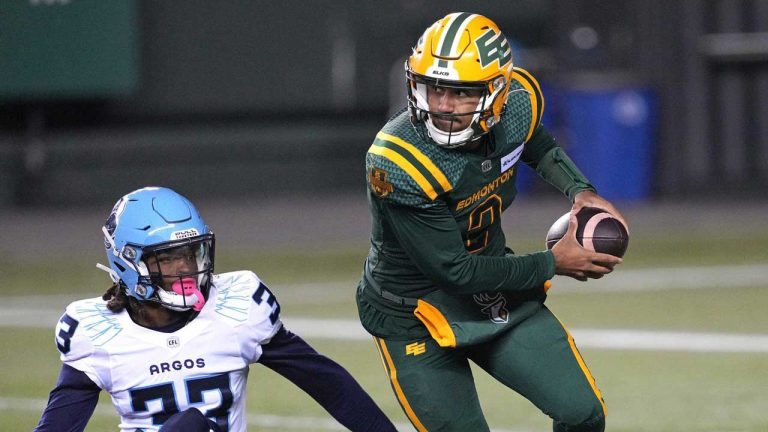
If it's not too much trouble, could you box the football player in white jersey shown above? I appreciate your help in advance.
[34,187,397,432]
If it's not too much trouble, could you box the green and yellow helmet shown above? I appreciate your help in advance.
[407,12,514,148]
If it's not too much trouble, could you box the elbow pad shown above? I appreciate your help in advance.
[535,147,595,202]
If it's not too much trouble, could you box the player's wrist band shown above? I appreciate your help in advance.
[535,147,595,201]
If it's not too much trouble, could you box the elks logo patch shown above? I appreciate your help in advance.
[369,167,394,198]
[472,293,509,324]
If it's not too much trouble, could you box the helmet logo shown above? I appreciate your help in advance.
[475,29,512,69]
[105,197,127,237]
[104,197,128,250]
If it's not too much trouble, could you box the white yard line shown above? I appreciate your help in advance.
[4,309,768,353]
[4,264,768,353]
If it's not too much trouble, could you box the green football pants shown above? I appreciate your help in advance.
[372,305,606,431]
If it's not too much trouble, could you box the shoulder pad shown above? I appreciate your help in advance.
[212,271,281,362]
[210,271,263,324]
[367,130,454,205]
[211,271,281,329]
[509,67,545,142]
[57,297,123,361]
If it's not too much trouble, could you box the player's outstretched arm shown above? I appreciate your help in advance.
[34,364,101,432]
[551,213,622,281]
[259,327,398,432]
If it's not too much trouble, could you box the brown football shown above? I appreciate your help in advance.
[545,207,629,257]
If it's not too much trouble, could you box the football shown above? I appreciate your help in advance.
[545,207,629,257]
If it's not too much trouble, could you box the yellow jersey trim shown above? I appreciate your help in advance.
[511,67,544,142]
[376,131,453,194]
[368,145,438,200]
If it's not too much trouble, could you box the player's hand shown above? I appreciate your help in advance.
[573,190,630,234]
[551,213,622,281]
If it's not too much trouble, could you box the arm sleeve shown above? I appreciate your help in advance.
[34,364,100,432]
[384,200,555,295]
[259,327,397,432]
[522,124,596,202]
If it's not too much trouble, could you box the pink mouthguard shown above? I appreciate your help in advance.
[171,277,205,311]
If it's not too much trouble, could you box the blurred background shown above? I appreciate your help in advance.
[2,1,768,431]
[2,0,767,206]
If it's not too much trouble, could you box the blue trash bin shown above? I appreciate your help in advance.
[559,84,657,202]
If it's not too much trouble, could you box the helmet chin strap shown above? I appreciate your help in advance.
[424,116,474,148]
[413,83,483,148]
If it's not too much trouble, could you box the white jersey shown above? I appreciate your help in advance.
[54,271,282,432]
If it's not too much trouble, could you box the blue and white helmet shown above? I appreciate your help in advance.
[98,187,215,312]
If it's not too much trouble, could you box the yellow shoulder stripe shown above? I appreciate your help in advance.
[368,145,439,200]
[511,67,544,142]
[376,132,453,193]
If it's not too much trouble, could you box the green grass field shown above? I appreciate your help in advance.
[2,228,768,431]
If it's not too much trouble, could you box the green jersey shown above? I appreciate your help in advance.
[358,68,593,339]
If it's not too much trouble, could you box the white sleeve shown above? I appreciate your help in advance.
[54,298,116,389]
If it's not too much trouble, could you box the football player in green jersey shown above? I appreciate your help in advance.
[356,12,628,432]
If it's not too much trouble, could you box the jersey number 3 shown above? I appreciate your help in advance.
[130,373,233,431]
[56,313,79,354]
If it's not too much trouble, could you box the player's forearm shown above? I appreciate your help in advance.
[429,249,555,294]
[34,365,100,432]
[260,328,397,431]
[387,204,555,294]
[522,125,595,202]
[534,147,595,202]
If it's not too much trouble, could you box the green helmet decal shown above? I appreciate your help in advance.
[475,29,512,69]
[436,12,473,68]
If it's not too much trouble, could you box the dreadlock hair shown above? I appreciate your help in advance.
[102,283,130,313]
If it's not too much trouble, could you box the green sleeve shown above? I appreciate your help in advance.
[522,125,596,202]
[383,201,555,295]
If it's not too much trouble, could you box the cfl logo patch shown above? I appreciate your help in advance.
[405,342,426,356]
[167,336,180,348]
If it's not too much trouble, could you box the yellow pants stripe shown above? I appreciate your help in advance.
[556,319,607,416]
[373,337,428,432]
